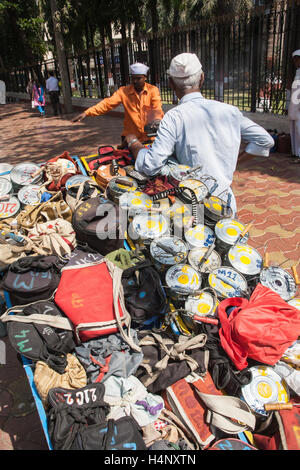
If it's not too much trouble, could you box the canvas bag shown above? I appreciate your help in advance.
[71,416,147,450]
[34,353,87,406]
[17,191,72,230]
[1,300,76,373]
[135,329,208,393]
[218,283,300,371]
[71,196,124,255]
[41,151,79,192]
[20,218,76,258]
[163,372,256,449]
[1,255,64,305]
[54,257,141,350]
[47,383,110,450]
[84,147,131,190]
[121,259,167,324]
[0,240,33,272]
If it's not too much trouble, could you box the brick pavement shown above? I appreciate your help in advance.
[0,102,299,450]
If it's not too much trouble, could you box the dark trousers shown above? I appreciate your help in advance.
[49,91,61,115]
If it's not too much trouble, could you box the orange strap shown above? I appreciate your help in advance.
[89,354,112,382]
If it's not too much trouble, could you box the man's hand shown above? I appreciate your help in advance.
[72,112,87,123]
[125,134,143,159]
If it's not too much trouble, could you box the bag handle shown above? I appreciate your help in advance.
[0,293,73,332]
[190,379,256,433]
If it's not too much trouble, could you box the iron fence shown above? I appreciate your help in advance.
[1,0,300,114]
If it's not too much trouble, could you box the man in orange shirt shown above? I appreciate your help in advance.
[72,63,164,146]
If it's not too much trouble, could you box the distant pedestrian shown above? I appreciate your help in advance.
[46,71,61,116]
[0,79,6,105]
[32,80,46,117]
[288,49,300,164]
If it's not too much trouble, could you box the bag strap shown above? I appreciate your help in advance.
[0,294,73,332]
[138,331,207,387]
[190,378,256,433]
[110,261,141,352]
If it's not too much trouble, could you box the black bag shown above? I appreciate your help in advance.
[2,255,64,306]
[122,259,167,324]
[135,329,208,394]
[47,383,109,450]
[72,416,147,450]
[4,300,76,373]
[72,196,124,255]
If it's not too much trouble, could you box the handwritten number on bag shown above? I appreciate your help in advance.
[14,330,33,353]
[63,388,97,405]
[12,271,52,291]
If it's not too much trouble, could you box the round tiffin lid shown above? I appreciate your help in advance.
[260,266,297,301]
[178,178,209,202]
[185,291,218,317]
[241,366,289,417]
[215,218,249,245]
[17,185,42,206]
[119,190,153,214]
[184,223,215,249]
[131,212,169,240]
[0,196,20,219]
[10,162,43,187]
[166,263,202,295]
[150,236,188,266]
[227,244,263,276]
[188,247,222,274]
[65,175,92,191]
[204,195,232,220]
[208,266,248,298]
[0,163,13,180]
[0,177,12,197]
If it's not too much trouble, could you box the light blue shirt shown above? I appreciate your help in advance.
[135,92,274,213]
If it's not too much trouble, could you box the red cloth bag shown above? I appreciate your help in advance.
[218,283,300,370]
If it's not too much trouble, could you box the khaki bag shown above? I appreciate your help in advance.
[0,242,32,271]
[25,218,77,258]
[17,192,72,230]
[34,353,87,406]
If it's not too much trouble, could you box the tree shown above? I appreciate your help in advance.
[49,0,73,113]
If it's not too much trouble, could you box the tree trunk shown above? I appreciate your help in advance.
[49,0,73,113]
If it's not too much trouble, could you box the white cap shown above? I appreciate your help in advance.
[292,49,300,57]
[130,63,149,75]
[167,53,202,78]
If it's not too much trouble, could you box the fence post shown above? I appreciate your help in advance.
[250,7,260,112]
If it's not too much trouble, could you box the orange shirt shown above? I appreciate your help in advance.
[84,82,164,141]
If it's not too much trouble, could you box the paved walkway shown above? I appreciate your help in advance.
[0,102,299,450]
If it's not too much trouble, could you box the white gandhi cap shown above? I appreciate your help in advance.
[292,49,300,57]
[167,53,202,78]
[130,63,149,75]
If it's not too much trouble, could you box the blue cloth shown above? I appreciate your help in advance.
[135,92,274,213]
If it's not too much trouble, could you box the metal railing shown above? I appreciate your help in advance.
[1,0,300,114]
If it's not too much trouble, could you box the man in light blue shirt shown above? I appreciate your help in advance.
[125,53,274,214]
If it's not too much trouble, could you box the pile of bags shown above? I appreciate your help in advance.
[0,147,300,451]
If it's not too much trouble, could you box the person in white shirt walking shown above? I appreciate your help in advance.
[125,53,274,215]
[46,71,61,116]
[288,49,300,164]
